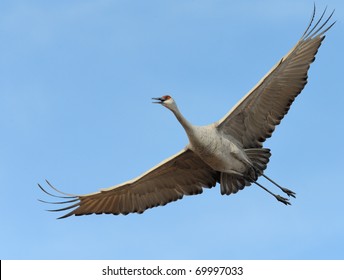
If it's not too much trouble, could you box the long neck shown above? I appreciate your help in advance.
[170,105,195,137]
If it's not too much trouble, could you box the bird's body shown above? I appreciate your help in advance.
[190,129,248,175]
[154,95,272,196]
[169,105,249,175]
[39,6,335,218]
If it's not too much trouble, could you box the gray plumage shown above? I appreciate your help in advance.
[39,7,335,219]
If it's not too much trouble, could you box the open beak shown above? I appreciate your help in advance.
[152,97,164,104]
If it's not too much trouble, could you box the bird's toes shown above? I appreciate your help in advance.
[281,187,296,198]
[276,195,291,206]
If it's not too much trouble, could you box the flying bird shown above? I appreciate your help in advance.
[39,7,335,219]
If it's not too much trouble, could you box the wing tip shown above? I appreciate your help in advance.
[38,180,80,219]
[302,5,335,40]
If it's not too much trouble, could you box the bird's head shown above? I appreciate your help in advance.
[152,95,177,111]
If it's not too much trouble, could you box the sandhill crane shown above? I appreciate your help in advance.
[39,7,335,219]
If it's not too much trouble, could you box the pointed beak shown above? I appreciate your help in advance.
[152,97,164,104]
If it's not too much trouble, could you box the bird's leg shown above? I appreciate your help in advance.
[253,181,291,206]
[262,174,296,198]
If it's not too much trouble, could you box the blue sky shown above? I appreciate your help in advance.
[1,0,343,260]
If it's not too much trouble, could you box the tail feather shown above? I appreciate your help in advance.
[245,148,271,176]
[220,173,251,195]
[220,148,271,195]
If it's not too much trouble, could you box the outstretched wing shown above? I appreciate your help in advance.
[216,7,335,148]
[39,148,220,218]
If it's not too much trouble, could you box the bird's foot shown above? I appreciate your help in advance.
[280,187,296,198]
[275,195,291,206]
